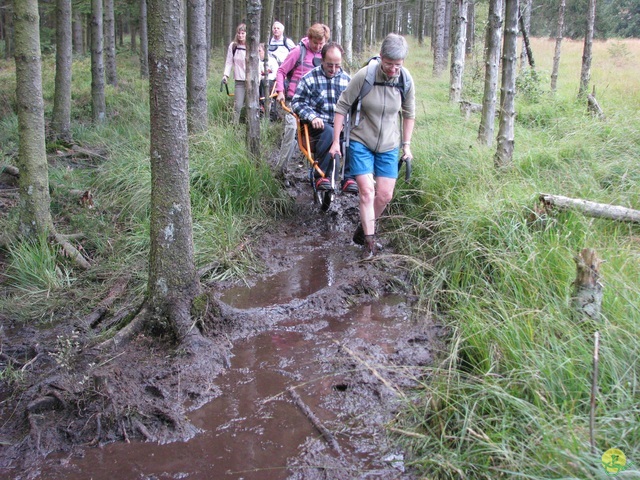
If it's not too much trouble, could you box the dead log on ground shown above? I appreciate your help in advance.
[539,194,640,223]
[288,387,341,452]
[459,100,482,120]
[572,248,603,322]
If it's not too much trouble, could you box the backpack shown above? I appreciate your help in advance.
[231,42,246,57]
[284,41,321,98]
[268,35,292,53]
[352,56,412,126]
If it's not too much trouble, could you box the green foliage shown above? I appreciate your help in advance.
[5,235,75,294]
[388,39,640,479]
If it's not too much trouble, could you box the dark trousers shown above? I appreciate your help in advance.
[309,124,352,180]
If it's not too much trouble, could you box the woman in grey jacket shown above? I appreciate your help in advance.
[329,33,416,259]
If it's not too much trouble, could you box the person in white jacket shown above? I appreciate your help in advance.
[222,24,247,124]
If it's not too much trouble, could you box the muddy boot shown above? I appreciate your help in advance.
[352,224,365,245]
[362,234,377,260]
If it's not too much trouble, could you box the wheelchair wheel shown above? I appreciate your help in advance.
[320,191,333,212]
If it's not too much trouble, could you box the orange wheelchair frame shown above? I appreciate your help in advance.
[280,101,343,211]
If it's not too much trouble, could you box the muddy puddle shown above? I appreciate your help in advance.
[38,245,416,480]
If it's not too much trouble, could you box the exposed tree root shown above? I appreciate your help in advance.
[86,276,130,328]
[53,232,91,270]
[94,304,148,351]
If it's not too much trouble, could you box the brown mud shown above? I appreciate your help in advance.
[0,156,442,479]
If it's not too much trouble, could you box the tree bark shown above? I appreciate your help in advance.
[571,248,603,322]
[13,0,54,237]
[344,0,353,62]
[51,0,73,143]
[91,0,106,123]
[550,0,565,93]
[518,0,531,70]
[494,0,518,168]
[104,0,117,86]
[246,0,261,161]
[334,0,342,45]
[465,0,474,55]
[139,0,149,78]
[477,0,502,146]
[578,0,596,97]
[432,0,446,76]
[449,0,468,103]
[72,8,84,55]
[147,0,200,341]
[187,0,209,133]
[539,194,640,223]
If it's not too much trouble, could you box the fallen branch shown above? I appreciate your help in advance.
[333,340,406,399]
[133,419,156,442]
[86,276,130,328]
[539,193,640,224]
[53,232,91,270]
[288,387,340,452]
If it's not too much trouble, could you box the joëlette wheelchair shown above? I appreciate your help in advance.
[280,102,349,212]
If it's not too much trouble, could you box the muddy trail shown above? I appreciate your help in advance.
[0,160,442,479]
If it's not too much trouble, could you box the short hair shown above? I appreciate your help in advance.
[272,21,285,31]
[307,23,330,42]
[380,33,408,61]
[321,42,344,60]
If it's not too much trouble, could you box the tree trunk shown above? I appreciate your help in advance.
[344,0,353,62]
[465,0,474,55]
[139,0,149,78]
[518,0,531,70]
[432,0,446,76]
[417,0,425,45]
[550,0,565,93]
[147,0,200,341]
[51,0,73,143]
[104,0,117,86]
[205,0,212,74]
[354,0,364,54]
[334,0,342,46]
[477,0,502,146]
[449,0,468,103]
[13,0,54,237]
[578,0,596,97]
[518,5,535,68]
[246,0,261,161]
[187,0,208,133]
[494,0,518,168]
[5,1,14,59]
[91,0,106,122]
[72,8,84,55]
[572,248,603,322]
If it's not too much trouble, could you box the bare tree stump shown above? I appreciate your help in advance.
[587,86,605,120]
[571,248,603,322]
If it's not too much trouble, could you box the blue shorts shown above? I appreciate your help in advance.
[347,141,399,179]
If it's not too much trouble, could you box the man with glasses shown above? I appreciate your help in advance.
[291,42,358,193]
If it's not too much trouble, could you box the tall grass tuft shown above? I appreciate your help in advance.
[388,38,640,478]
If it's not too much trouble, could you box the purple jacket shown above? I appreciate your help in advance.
[275,37,322,99]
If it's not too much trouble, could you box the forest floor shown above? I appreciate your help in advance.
[0,148,443,479]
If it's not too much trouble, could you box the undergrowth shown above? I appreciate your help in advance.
[0,37,639,478]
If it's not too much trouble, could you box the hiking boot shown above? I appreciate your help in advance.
[352,223,365,245]
[315,178,331,191]
[342,178,359,194]
[362,234,378,260]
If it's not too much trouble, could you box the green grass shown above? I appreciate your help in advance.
[1,36,639,478]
